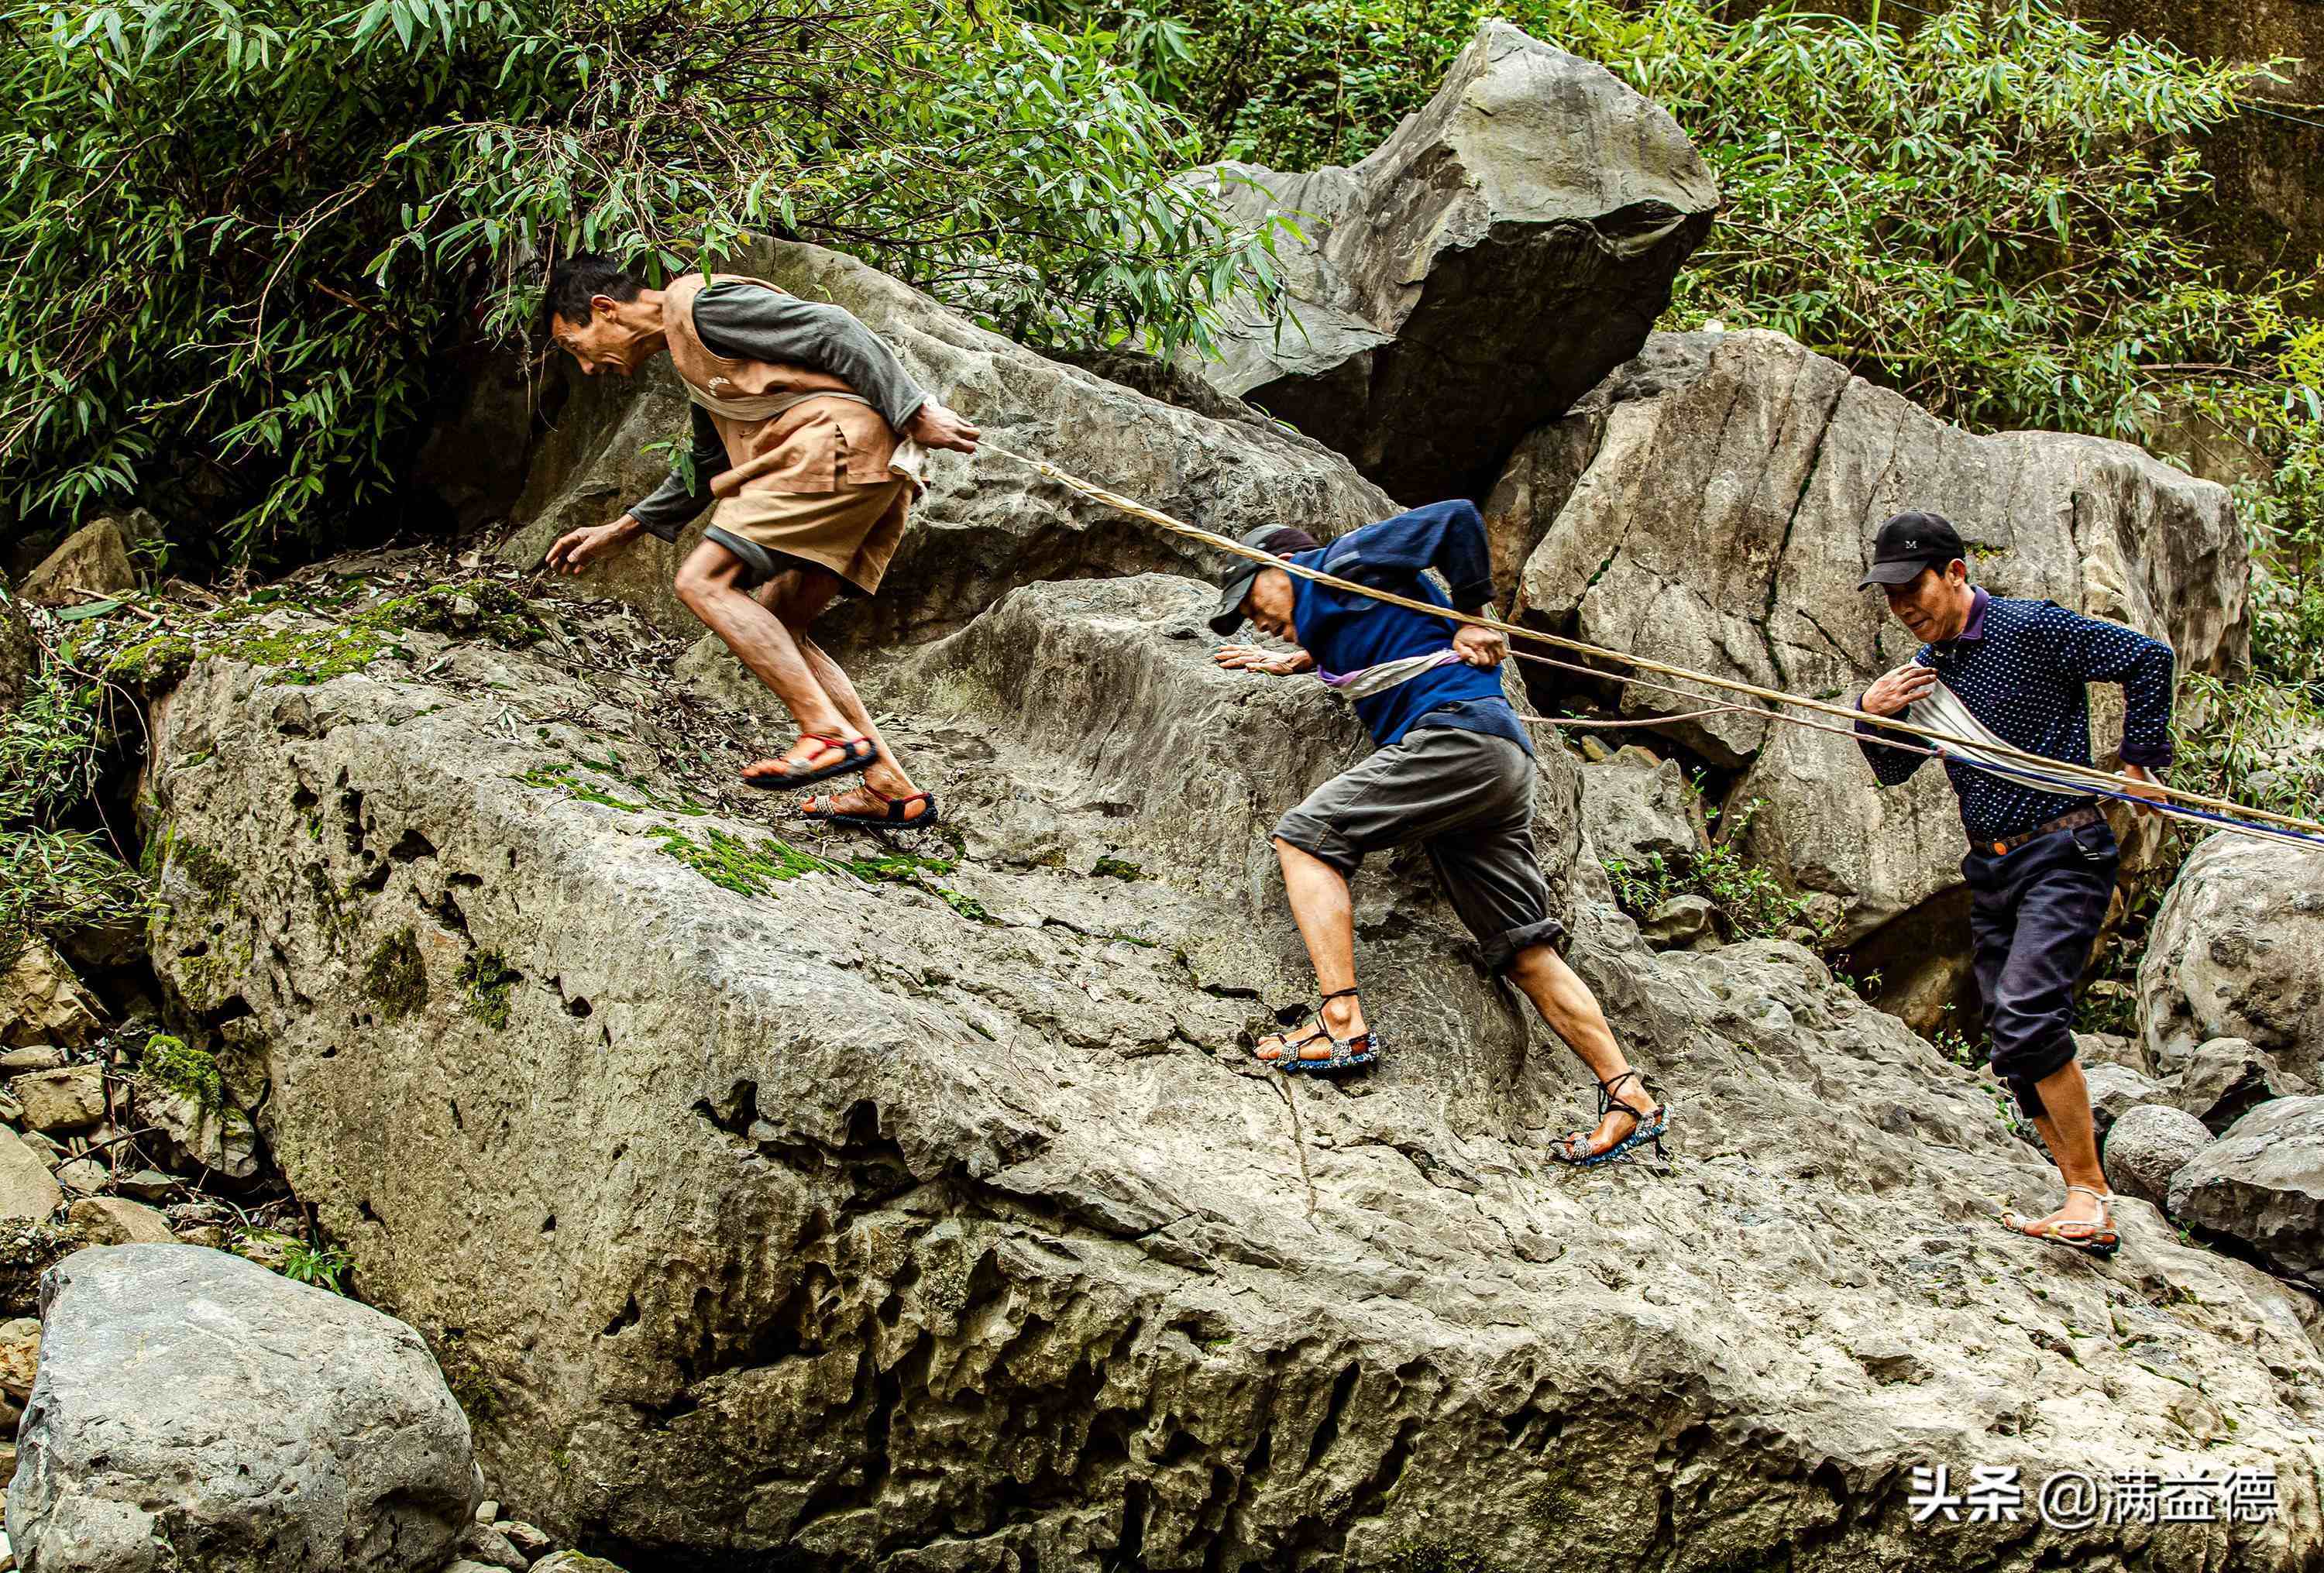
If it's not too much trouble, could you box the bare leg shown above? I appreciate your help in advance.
[1264,838,1368,1062]
[2022,1061,2110,1232]
[754,570,927,817]
[1504,943,1658,1156]
[674,542,849,741]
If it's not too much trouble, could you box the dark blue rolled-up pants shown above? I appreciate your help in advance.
[1961,816,2118,1119]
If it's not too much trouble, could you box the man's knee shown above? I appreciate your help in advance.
[673,558,727,613]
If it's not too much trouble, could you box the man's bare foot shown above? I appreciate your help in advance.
[742,733,868,785]
[801,781,933,824]
[2006,1187,2107,1237]
[1256,992,1368,1065]
[1553,1093,1660,1162]
[1999,1184,2118,1255]
[1550,1069,1664,1163]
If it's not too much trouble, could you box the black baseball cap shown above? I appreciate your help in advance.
[1858,510,1968,589]
[1208,526,1320,635]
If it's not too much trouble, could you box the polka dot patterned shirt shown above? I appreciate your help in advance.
[1855,588,2177,841]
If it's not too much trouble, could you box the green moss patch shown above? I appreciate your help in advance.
[649,826,993,921]
[360,929,428,1020]
[137,1032,223,1115]
[1091,855,1144,881]
[103,575,547,691]
[456,950,522,1030]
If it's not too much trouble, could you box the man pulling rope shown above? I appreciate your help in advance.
[1208,502,1669,1167]
[1853,512,2167,1259]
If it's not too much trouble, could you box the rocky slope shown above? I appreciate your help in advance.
[125,556,2324,1570]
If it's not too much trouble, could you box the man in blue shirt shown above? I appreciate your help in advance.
[1210,500,1667,1166]
[1853,511,2174,1258]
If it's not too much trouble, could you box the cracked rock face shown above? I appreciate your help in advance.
[6,1244,477,1573]
[1179,22,1719,504]
[495,241,1393,647]
[1501,329,2248,977]
[131,568,2324,1571]
[2140,835,2324,1084]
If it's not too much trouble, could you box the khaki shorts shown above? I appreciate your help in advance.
[704,477,910,596]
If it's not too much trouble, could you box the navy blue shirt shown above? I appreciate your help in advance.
[1855,588,2176,841]
[1288,500,1530,755]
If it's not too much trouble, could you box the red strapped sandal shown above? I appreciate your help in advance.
[742,733,877,792]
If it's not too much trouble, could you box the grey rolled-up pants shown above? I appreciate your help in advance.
[1270,723,1566,973]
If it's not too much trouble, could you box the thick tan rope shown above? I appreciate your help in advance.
[982,443,2324,841]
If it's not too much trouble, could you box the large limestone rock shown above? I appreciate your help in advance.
[1505,328,2247,965]
[15,523,134,610]
[1576,744,1709,872]
[2141,835,2324,1083]
[127,568,2324,1570]
[1180,22,1717,503]
[2168,1098,2324,1287]
[7,1244,477,1573]
[496,243,1394,646]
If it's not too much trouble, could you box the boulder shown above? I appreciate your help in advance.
[126,565,2324,1568]
[1577,744,1708,872]
[2105,1103,2214,1210]
[15,523,133,610]
[2168,1097,2324,1286]
[453,1520,528,1573]
[1180,22,1718,502]
[1505,328,2246,970]
[60,1200,172,1247]
[2082,1063,2164,1139]
[0,946,101,1053]
[0,1320,37,1403]
[2140,835,2324,1082]
[6,1245,477,1573]
[2074,1029,2153,1077]
[2174,1036,2310,1133]
[1640,894,1718,950]
[496,244,1394,647]
[142,1088,262,1182]
[0,1139,59,1226]
[6,1071,101,1137]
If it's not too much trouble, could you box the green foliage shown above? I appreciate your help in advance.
[1064,0,2311,444]
[280,1238,354,1294]
[0,617,150,949]
[136,1032,224,1115]
[1602,799,1818,943]
[0,660,105,826]
[0,0,1280,562]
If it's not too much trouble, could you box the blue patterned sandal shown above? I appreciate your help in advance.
[1552,1070,1669,1166]
[1259,987,1379,1076]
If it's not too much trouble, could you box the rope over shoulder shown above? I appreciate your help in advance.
[981,442,2324,852]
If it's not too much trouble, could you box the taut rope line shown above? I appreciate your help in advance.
[980,443,2324,849]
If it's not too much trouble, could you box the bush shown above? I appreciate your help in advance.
[0,0,1281,565]
[1602,798,1820,943]
[0,614,149,948]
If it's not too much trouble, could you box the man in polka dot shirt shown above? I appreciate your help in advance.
[1853,511,2173,1259]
